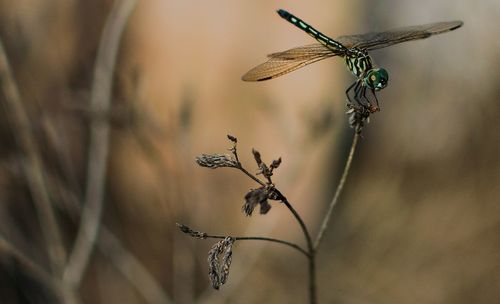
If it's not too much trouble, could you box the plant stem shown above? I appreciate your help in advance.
[204,234,309,257]
[237,165,266,186]
[314,132,360,251]
[0,38,66,275]
[63,0,138,288]
[309,255,316,304]
[282,199,316,304]
[282,200,314,250]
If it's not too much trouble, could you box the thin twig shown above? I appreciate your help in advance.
[282,199,314,253]
[282,198,316,304]
[314,132,360,250]
[237,165,266,186]
[0,38,66,274]
[63,0,138,288]
[205,234,309,257]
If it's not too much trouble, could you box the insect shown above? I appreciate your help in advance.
[242,9,463,114]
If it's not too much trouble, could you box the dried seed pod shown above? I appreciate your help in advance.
[176,223,207,239]
[270,157,282,170]
[259,200,271,214]
[196,154,238,169]
[242,187,272,216]
[252,149,263,167]
[207,237,234,290]
[219,238,233,285]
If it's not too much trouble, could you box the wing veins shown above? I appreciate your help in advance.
[242,44,340,81]
[337,21,463,51]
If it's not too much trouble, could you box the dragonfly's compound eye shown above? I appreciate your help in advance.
[366,68,389,91]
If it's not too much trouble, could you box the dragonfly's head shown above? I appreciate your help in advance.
[364,68,389,91]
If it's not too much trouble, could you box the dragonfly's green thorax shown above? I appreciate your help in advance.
[345,49,389,91]
[345,49,373,78]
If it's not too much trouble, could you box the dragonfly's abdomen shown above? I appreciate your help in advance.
[277,9,346,52]
[345,49,373,78]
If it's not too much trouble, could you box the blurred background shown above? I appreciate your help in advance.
[0,0,499,303]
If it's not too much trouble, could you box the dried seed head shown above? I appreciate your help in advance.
[242,187,271,216]
[176,223,207,239]
[208,237,234,290]
[208,241,223,290]
[270,157,282,170]
[259,164,272,179]
[347,107,371,134]
[252,149,263,166]
[196,154,237,169]
[259,200,271,214]
[227,134,237,143]
[219,238,233,285]
[251,149,280,180]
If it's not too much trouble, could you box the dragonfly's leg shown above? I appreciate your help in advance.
[360,86,378,113]
[360,86,369,105]
[349,81,365,111]
[354,83,370,109]
[371,89,381,112]
[346,81,365,113]
[345,81,357,105]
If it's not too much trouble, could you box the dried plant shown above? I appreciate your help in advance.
[196,153,238,169]
[207,236,234,290]
[178,131,360,304]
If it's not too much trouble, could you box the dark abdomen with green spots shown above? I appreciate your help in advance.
[277,9,347,52]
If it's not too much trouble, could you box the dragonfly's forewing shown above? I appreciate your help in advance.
[242,44,340,81]
[336,21,463,51]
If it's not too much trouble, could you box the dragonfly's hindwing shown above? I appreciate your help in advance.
[242,44,339,81]
[336,21,463,51]
[242,10,463,81]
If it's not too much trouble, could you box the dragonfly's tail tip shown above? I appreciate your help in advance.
[276,9,288,17]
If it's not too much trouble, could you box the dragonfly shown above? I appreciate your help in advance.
[242,9,463,114]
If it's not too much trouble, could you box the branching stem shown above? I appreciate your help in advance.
[237,165,265,186]
[191,132,360,304]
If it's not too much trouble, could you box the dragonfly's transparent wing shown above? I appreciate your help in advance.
[242,43,340,81]
[336,21,463,51]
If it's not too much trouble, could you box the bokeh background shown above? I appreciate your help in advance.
[0,0,499,303]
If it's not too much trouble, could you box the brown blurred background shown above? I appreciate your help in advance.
[0,0,499,303]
